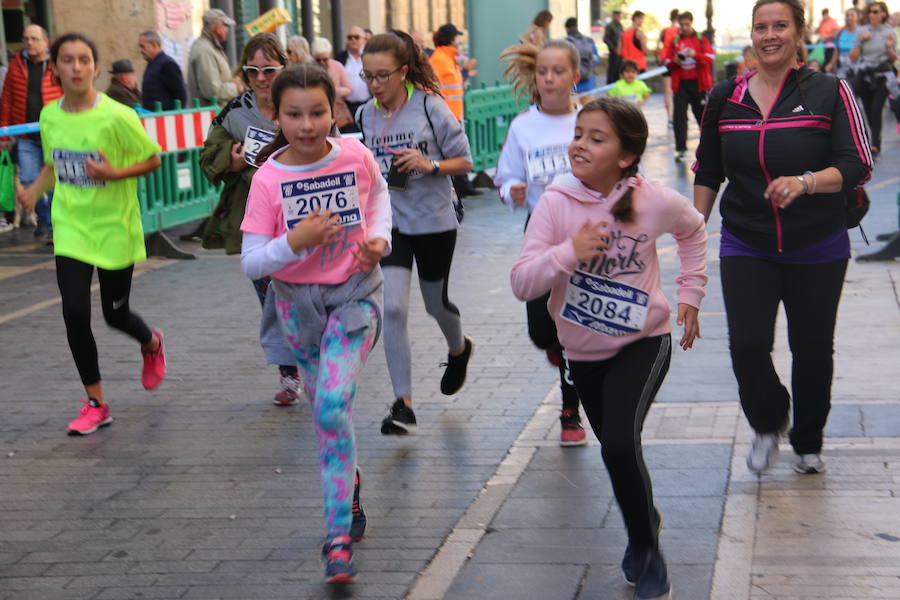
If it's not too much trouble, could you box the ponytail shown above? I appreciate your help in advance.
[500,39,579,107]
[579,98,648,224]
[364,30,442,96]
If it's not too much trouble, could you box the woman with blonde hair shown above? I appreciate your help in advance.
[311,37,354,128]
[286,35,312,65]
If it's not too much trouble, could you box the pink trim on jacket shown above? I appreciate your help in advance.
[510,174,708,361]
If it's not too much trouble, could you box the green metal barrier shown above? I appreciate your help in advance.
[464,83,530,172]
[137,101,221,258]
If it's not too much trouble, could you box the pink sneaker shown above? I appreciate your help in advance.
[67,400,112,436]
[560,408,587,447]
[141,328,166,390]
[273,373,302,406]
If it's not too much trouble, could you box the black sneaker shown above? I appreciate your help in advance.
[350,468,367,541]
[439,337,474,395]
[380,398,417,435]
[633,546,671,599]
[623,509,663,586]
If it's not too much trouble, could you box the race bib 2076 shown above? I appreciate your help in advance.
[280,170,362,230]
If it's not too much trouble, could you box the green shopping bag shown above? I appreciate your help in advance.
[0,150,15,212]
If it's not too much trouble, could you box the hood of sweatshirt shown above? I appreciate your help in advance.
[546,172,639,207]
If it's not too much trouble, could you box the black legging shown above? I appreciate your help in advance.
[569,334,671,551]
[56,256,153,386]
[673,79,706,152]
[526,293,579,412]
[855,76,889,150]
[720,256,847,455]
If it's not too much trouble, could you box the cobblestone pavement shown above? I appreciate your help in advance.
[1,95,899,600]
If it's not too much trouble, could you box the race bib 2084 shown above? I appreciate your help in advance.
[560,270,650,337]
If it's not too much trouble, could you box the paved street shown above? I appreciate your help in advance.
[1,95,899,600]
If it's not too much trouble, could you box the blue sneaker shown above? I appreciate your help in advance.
[322,535,356,584]
[623,509,663,586]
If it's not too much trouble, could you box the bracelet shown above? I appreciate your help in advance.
[804,170,817,195]
[795,175,808,195]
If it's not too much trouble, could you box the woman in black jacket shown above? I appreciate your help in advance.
[693,0,873,476]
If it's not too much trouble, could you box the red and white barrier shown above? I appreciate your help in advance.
[141,109,215,152]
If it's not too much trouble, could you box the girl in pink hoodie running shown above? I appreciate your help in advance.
[511,97,708,600]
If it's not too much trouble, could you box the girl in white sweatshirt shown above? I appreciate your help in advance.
[494,39,586,445]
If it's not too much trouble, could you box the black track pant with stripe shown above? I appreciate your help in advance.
[568,334,671,550]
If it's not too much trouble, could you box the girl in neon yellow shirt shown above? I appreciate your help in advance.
[17,33,166,435]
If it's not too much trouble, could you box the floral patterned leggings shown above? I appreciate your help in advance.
[276,299,378,537]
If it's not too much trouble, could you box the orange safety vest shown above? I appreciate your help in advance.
[621,29,647,71]
[429,45,464,120]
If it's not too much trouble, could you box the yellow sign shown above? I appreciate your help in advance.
[245,8,292,36]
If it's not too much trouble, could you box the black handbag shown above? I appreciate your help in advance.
[845,186,870,243]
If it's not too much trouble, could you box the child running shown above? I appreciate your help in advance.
[511,97,708,600]
[495,40,587,446]
[240,64,392,584]
[16,33,166,435]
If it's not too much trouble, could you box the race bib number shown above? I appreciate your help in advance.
[280,170,361,230]
[243,126,276,166]
[526,144,570,184]
[560,270,649,336]
[52,150,105,188]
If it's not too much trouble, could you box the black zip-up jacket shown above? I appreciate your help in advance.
[693,66,872,252]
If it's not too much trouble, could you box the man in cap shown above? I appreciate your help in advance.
[106,59,142,107]
[138,30,187,111]
[187,8,243,107]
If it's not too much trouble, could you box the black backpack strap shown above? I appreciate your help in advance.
[422,93,445,159]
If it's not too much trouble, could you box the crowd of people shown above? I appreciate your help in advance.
[0,1,891,597]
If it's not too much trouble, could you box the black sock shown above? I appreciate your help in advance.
[279,365,298,377]
[87,398,102,408]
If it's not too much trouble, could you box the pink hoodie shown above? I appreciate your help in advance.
[511,173,708,361]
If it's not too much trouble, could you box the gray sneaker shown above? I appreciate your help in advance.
[794,454,825,474]
[747,432,779,473]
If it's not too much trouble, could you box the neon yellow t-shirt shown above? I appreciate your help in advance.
[40,93,161,270]
[607,79,652,103]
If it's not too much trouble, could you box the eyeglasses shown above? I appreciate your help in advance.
[868,8,882,13]
[242,65,284,78]
[347,34,362,40]
[359,67,402,83]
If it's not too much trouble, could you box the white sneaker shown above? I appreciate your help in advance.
[747,432,779,473]
[0,218,13,233]
[794,454,825,474]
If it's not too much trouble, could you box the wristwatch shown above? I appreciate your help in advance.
[430,160,440,175]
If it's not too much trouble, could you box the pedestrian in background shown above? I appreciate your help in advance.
[106,59,142,107]
[198,33,301,407]
[693,0,873,475]
[286,35,313,65]
[620,10,648,73]
[849,1,897,158]
[512,97,708,600]
[337,25,371,133]
[16,33,166,435]
[187,8,242,107]
[664,11,715,162]
[357,30,474,435]
[824,8,861,79]
[138,30,187,111]
[522,10,553,47]
[565,17,600,94]
[608,59,652,106]
[311,37,354,129]
[240,64,392,583]
[496,39,588,446]
[657,8,680,128]
[430,23,479,196]
[0,24,62,239]
[604,10,625,84]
